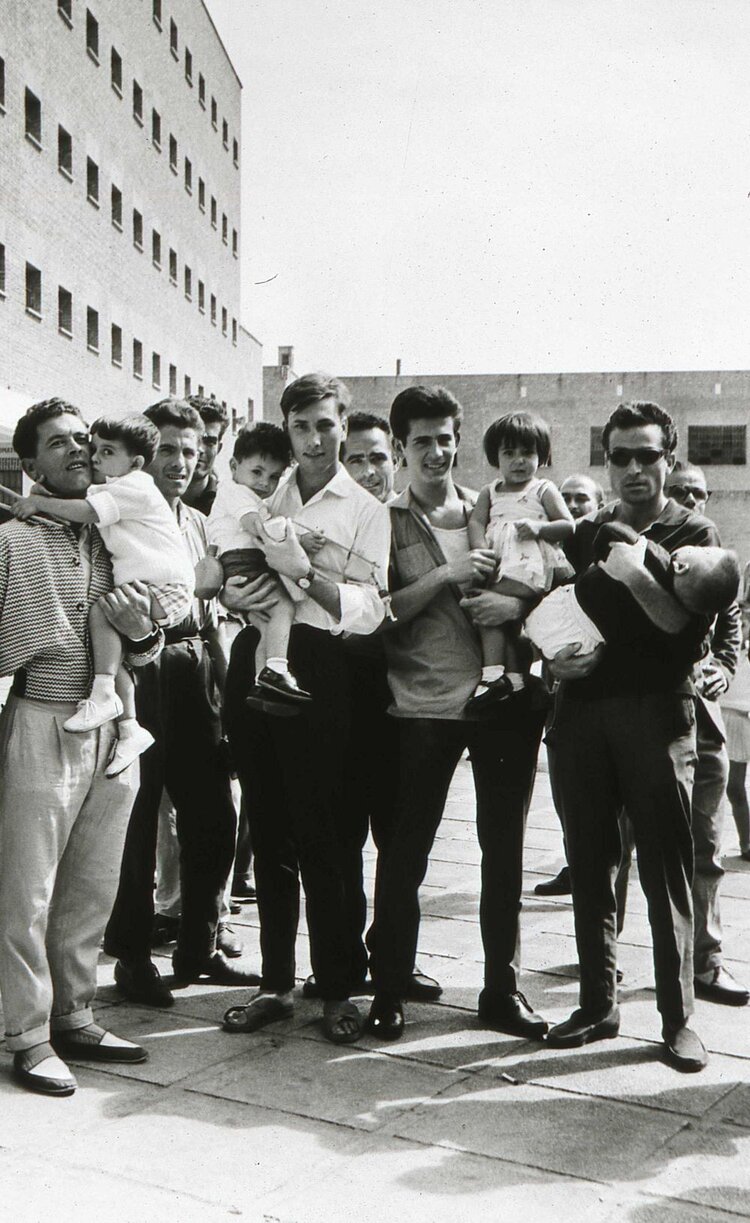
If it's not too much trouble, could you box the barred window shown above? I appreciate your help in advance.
[688,425,746,466]
[589,426,605,467]
[58,286,72,336]
[25,263,42,317]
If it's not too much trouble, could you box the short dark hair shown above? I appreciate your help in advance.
[346,411,392,438]
[602,401,677,455]
[90,414,161,464]
[186,395,229,435]
[389,385,463,445]
[483,412,552,467]
[279,372,351,421]
[233,421,291,466]
[13,398,86,460]
[144,398,202,435]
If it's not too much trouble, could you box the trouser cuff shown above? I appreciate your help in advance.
[50,1006,95,1033]
[5,1021,52,1053]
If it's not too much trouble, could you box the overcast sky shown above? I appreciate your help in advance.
[206,0,750,378]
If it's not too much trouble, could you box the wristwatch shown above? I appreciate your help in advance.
[297,567,314,590]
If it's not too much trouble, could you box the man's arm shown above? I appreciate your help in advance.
[389,549,496,626]
[598,542,690,634]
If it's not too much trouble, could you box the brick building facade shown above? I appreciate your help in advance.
[0,0,261,433]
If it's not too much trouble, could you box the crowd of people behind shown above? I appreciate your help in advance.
[0,375,748,1100]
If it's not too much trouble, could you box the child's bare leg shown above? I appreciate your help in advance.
[478,625,508,668]
[63,600,124,731]
[115,665,136,722]
[253,592,311,705]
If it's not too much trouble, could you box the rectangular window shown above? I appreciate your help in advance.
[111,322,122,366]
[247,398,255,422]
[133,337,143,379]
[210,293,216,325]
[198,179,205,211]
[198,280,205,313]
[152,229,161,267]
[151,108,161,149]
[184,157,192,194]
[211,96,217,129]
[0,244,6,298]
[58,286,72,336]
[184,374,192,396]
[232,318,237,345]
[86,306,99,352]
[132,79,143,125]
[169,134,177,173]
[58,0,73,27]
[198,74,205,109]
[132,208,143,250]
[589,426,605,467]
[152,0,162,29]
[233,138,239,167]
[184,265,192,299]
[25,88,42,148]
[86,156,99,205]
[0,57,5,112]
[198,385,204,397]
[221,306,227,335]
[86,9,99,61]
[25,264,41,317]
[185,47,192,85]
[169,363,177,395]
[688,425,747,466]
[152,351,161,388]
[58,125,73,179]
[221,214,228,245]
[169,248,177,284]
[111,182,122,229]
[222,118,228,149]
[169,18,178,59]
[110,46,122,95]
[232,228,238,259]
[210,197,217,229]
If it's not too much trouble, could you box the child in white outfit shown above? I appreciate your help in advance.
[466,411,574,708]
[13,414,195,774]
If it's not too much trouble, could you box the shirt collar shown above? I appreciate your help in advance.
[391,482,477,513]
[288,464,354,503]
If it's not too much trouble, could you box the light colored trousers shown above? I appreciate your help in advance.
[0,696,136,1051]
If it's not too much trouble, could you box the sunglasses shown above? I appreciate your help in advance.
[669,484,711,503]
[606,447,666,468]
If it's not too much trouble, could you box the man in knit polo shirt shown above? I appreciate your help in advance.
[0,399,163,1097]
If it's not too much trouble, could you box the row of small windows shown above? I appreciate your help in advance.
[589,426,747,467]
[57,0,239,167]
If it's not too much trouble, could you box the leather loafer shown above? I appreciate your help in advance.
[662,1023,708,1072]
[694,966,749,1007]
[216,922,242,958]
[478,989,549,1039]
[367,994,405,1041]
[172,950,261,987]
[534,867,571,896]
[13,1045,77,1097]
[114,958,175,1008]
[406,968,443,1003]
[51,1023,147,1064]
[546,1006,620,1048]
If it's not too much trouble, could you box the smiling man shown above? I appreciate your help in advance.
[183,396,229,516]
[0,399,164,1096]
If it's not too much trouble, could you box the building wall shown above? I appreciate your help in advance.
[0,0,261,427]
[335,369,750,563]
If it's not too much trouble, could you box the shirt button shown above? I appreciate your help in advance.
[72,557,81,566]
[76,602,85,612]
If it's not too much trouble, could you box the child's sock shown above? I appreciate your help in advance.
[506,672,526,692]
[266,657,290,677]
[481,665,505,684]
[90,673,117,704]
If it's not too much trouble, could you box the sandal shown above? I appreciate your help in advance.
[222,993,294,1034]
[322,999,363,1045]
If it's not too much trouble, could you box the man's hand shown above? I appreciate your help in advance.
[261,520,310,580]
[99,579,155,640]
[220,573,280,622]
[597,539,647,585]
[515,519,540,541]
[460,590,525,626]
[446,548,496,586]
[699,660,730,701]
[548,641,605,680]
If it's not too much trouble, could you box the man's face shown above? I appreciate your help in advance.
[194,420,223,479]
[285,397,346,476]
[147,425,199,501]
[561,475,600,519]
[399,416,458,489]
[24,413,91,495]
[666,467,709,513]
[342,427,395,502]
[606,424,673,507]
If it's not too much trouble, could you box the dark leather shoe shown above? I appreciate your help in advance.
[478,989,548,1038]
[406,968,443,1002]
[51,1023,147,1064]
[367,994,404,1041]
[546,1006,620,1048]
[245,685,300,717]
[172,950,261,987]
[13,1045,76,1097]
[534,867,571,896]
[231,881,257,902]
[257,666,312,703]
[694,966,749,1007]
[662,1023,708,1072]
[466,675,515,712]
[150,914,180,947]
[216,922,242,958]
[114,958,175,1008]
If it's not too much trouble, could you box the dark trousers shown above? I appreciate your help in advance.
[368,693,546,999]
[224,624,362,1000]
[104,638,237,968]
[551,689,697,1026]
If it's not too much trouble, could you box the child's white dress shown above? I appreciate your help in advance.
[486,477,573,594]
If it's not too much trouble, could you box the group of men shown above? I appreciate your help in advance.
[0,380,746,1098]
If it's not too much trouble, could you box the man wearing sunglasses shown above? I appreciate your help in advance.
[546,401,721,1072]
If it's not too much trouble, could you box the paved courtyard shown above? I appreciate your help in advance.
[1,749,749,1223]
